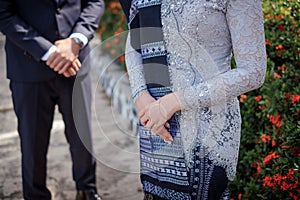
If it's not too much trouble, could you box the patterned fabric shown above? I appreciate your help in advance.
[140,87,230,200]
[124,0,266,180]
[141,41,167,59]
[139,87,190,199]
[121,0,267,199]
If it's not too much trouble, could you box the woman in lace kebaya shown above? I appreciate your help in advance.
[120,0,266,199]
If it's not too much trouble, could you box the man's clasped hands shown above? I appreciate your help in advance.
[136,90,185,144]
[46,38,82,77]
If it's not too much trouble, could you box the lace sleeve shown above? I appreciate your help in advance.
[125,34,147,102]
[180,0,267,109]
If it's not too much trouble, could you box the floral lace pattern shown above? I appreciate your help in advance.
[125,0,267,181]
[161,0,266,180]
[125,34,147,101]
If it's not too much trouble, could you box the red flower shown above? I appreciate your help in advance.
[278,24,285,31]
[263,152,279,165]
[276,44,284,50]
[275,14,284,20]
[292,94,300,104]
[274,72,281,78]
[284,92,291,100]
[114,27,124,35]
[117,55,125,62]
[112,8,119,15]
[278,64,285,72]
[252,162,261,174]
[238,193,242,200]
[261,134,271,143]
[265,39,272,46]
[255,95,262,102]
[239,94,247,103]
[271,140,276,147]
[273,174,284,184]
[287,169,295,180]
[291,147,300,156]
[114,36,121,44]
[263,176,276,187]
[269,114,282,128]
[281,182,294,191]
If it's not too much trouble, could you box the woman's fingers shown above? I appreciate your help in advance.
[155,126,173,144]
[139,108,149,126]
[138,107,146,119]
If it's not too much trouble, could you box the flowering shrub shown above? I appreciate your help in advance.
[98,0,300,199]
[229,0,300,199]
[98,0,128,69]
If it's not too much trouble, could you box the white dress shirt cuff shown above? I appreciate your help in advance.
[41,45,57,61]
[69,33,88,47]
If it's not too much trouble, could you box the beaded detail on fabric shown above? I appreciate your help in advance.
[203,0,229,13]
[141,41,167,59]
[161,0,188,16]
[160,0,266,181]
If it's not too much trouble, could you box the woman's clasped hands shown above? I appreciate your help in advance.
[136,91,183,144]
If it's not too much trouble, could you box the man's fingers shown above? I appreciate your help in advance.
[53,59,67,72]
[71,59,81,72]
[58,61,71,74]
[74,59,81,69]
[46,52,57,68]
[51,56,64,71]
[59,59,81,74]
[67,68,76,76]
[63,71,71,77]
[54,40,61,45]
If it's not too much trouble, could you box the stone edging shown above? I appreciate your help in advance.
[89,39,139,134]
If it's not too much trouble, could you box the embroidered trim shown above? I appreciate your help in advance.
[143,181,190,200]
[141,41,167,59]
[135,0,162,9]
[128,0,163,28]
[128,1,139,28]
[132,84,147,101]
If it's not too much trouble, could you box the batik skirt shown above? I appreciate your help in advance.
[139,87,230,200]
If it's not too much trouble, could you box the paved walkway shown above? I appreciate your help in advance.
[0,37,143,200]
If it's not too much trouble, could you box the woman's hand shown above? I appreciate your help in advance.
[135,91,155,112]
[136,91,173,143]
[139,92,183,144]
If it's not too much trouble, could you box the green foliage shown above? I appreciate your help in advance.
[98,0,128,69]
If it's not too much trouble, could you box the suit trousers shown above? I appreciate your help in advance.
[10,74,96,200]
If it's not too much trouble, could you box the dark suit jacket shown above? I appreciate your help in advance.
[0,0,104,82]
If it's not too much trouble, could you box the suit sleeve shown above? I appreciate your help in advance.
[0,0,53,61]
[72,0,105,42]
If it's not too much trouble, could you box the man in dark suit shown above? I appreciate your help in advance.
[0,0,104,199]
